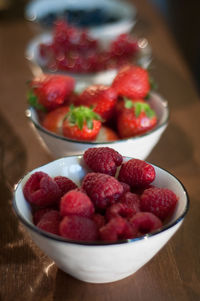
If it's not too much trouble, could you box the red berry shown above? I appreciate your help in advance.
[129,212,162,235]
[42,106,69,134]
[60,190,95,218]
[54,176,77,197]
[62,105,102,141]
[106,202,134,221]
[82,172,124,210]
[37,210,61,235]
[95,126,119,142]
[99,216,137,242]
[33,207,55,225]
[30,74,75,111]
[140,187,178,221]
[92,213,105,229]
[117,101,157,138]
[112,65,150,99]
[120,182,131,194]
[83,147,123,176]
[23,172,61,207]
[118,159,156,188]
[59,215,98,241]
[120,192,140,214]
[78,85,117,121]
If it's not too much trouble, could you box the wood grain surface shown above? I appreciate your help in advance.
[0,1,200,300]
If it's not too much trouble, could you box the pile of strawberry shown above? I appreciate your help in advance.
[39,20,139,73]
[23,147,178,242]
[28,64,158,141]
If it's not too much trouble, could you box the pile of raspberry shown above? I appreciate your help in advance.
[39,20,139,73]
[23,147,178,242]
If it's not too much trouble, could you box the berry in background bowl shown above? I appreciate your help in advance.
[13,147,189,283]
[26,65,169,159]
[25,0,137,41]
[25,20,151,85]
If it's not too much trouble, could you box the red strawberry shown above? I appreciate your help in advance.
[78,85,117,121]
[29,74,75,111]
[115,97,145,116]
[117,101,157,138]
[95,126,119,142]
[42,106,69,133]
[62,105,102,141]
[112,65,150,99]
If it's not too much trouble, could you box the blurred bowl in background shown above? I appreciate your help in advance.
[25,32,152,85]
[25,0,137,41]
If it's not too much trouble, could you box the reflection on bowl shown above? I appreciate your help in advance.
[13,155,189,283]
[25,0,137,40]
[26,92,169,159]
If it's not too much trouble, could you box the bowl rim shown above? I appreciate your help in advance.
[25,0,136,28]
[12,157,189,246]
[26,92,169,145]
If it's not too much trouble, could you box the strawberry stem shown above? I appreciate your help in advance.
[65,105,102,130]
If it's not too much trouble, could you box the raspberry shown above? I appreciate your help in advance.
[60,190,94,218]
[83,147,123,176]
[118,159,155,188]
[129,212,162,235]
[59,215,98,241]
[120,182,131,194]
[82,172,124,210]
[99,216,137,242]
[37,210,61,235]
[140,187,178,220]
[92,213,105,229]
[106,202,133,220]
[23,172,61,207]
[33,207,55,225]
[120,192,140,215]
[54,176,78,197]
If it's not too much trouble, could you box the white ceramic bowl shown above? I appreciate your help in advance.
[25,31,152,85]
[25,0,137,41]
[26,92,169,159]
[13,155,189,283]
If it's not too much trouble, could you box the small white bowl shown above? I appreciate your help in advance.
[25,0,137,41]
[25,31,152,85]
[26,92,169,159]
[13,155,189,283]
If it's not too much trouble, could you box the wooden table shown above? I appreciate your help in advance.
[0,0,200,300]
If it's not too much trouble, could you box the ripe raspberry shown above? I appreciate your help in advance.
[99,216,137,242]
[106,202,134,221]
[82,172,123,210]
[120,182,131,194]
[60,190,94,218]
[23,172,61,207]
[33,207,55,225]
[83,147,123,176]
[59,215,98,241]
[37,210,61,235]
[92,213,105,229]
[118,159,155,188]
[120,192,140,215]
[54,176,78,197]
[129,212,162,235]
[140,187,178,220]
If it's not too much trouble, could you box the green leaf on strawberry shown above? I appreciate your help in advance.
[65,105,102,130]
[124,98,155,118]
[27,90,46,112]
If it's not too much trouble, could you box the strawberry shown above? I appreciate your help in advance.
[78,85,117,121]
[96,126,119,142]
[117,101,157,138]
[115,97,145,116]
[42,106,69,134]
[62,105,102,141]
[29,74,75,111]
[112,65,150,99]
